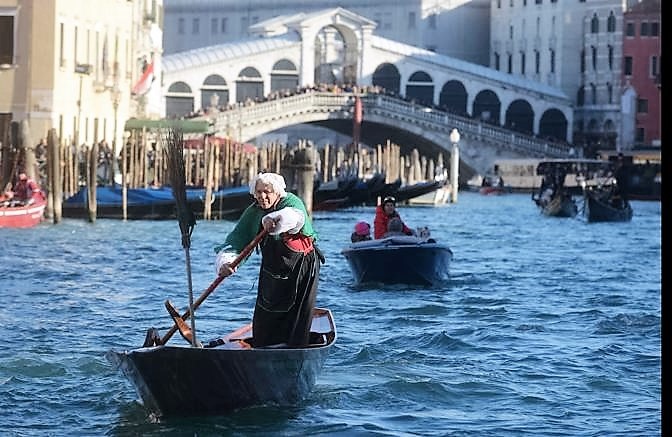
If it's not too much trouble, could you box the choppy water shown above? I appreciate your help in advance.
[0,192,661,436]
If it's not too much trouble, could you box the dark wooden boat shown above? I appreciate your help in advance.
[63,186,251,220]
[0,195,46,228]
[584,187,633,222]
[531,159,611,218]
[534,192,578,218]
[106,307,336,417]
[341,235,453,286]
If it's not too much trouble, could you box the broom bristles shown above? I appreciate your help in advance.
[163,127,195,248]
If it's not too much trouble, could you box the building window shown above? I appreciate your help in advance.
[508,53,513,74]
[510,0,514,6]
[520,52,526,74]
[607,12,616,32]
[428,13,437,30]
[625,22,634,37]
[59,22,65,68]
[650,22,659,37]
[590,83,597,104]
[650,56,659,78]
[509,25,514,40]
[635,128,645,143]
[0,13,15,65]
[408,12,416,29]
[535,50,540,74]
[221,18,227,33]
[591,13,599,33]
[535,0,542,4]
[637,99,648,114]
[640,22,649,37]
[550,49,555,73]
[178,18,185,34]
[624,56,633,76]
[192,18,199,35]
[580,49,585,72]
[211,18,217,34]
[592,46,597,70]
[608,45,614,70]
[607,83,613,104]
[495,52,500,70]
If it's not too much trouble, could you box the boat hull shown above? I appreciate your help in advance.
[535,195,577,218]
[0,197,46,228]
[341,236,453,286]
[107,308,336,417]
[584,192,633,222]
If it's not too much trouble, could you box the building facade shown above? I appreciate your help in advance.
[489,0,646,154]
[621,0,661,149]
[0,0,164,155]
[163,0,492,66]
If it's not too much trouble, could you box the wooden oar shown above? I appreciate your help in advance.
[156,229,268,346]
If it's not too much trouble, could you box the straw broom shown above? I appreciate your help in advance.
[164,128,199,347]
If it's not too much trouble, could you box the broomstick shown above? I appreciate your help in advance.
[164,127,199,347]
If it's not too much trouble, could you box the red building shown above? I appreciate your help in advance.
[622,0,661,148]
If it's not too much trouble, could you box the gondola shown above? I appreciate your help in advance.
[106,307,336,417]
[341,235,453,286]
[531,159,610,218]
[584,186,633,222]
[62,185,251,220]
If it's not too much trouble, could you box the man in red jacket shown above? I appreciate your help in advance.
[13,173,42,205]
[373,196,414,239]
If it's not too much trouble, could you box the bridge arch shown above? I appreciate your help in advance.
[372,63,401,95]
[406,71,434,106]
[166,81,194,117]
[472,89,501,125]
[201,74,228,111]
[505,99,534,134]
[539,108,568,140]
[439,80,468,116]
[271,59,299,92]
[236,67,264,102]
[313,24,359,85]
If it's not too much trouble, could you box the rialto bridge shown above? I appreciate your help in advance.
[161,8,578,177]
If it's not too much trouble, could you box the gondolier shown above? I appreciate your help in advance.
[215,172,324,348]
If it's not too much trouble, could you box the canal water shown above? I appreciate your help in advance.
[0,192,661,436]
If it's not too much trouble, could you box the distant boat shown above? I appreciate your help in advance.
[0,196,47,228]
[407,182,451,206]
[106,307,336,417]
[62,185,252,220]
[341,235,453,286]
[584,188,633,222]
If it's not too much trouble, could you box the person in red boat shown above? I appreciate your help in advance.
[13,173,42,205]
[373,196,414,239]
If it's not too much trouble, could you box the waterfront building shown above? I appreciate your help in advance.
[489,0,648,154]
[620,0,661,149]
[163,0,491,66]
[0,0,164,154]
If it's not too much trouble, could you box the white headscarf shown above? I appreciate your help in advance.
[249,172,287,197]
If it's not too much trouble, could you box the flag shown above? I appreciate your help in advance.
[132,61,154,96]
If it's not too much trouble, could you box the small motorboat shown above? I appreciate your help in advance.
[0,196,46,228]
[106,307,336,417]
[341,235,453,286]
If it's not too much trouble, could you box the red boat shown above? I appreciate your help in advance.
[0,196,47,228]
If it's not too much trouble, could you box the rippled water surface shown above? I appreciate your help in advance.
[0,192,661,436]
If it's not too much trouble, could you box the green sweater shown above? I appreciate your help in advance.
[215,192,317,254]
